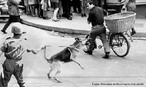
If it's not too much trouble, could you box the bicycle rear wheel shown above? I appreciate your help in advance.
[110,33,130,57]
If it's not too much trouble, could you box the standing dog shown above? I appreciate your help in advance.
[43,38,85,83]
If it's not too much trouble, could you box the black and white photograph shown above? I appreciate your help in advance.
[0,0,146,87]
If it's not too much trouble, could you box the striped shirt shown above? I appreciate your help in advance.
[1,37,26,60]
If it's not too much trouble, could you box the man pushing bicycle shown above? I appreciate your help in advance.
[83,1,110,59]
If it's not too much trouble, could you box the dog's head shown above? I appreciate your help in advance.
[68,38,84,52]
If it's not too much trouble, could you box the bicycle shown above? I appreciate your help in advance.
[107,31,130,57]
[85,12,136,57]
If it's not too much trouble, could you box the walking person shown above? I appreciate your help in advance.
[61,0,72,20]
[83,1,110,59]
[35,0,41,17]
[81,0,87,17]
[124,0,136,36]
[41,0,50,19]
[72,0,82,14]
[51,0,60,22]
[28,0,36,17]
[24,0,30,15]
[0,23,37,87]
[1,0,22,34]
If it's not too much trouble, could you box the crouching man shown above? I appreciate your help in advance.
[83,1,110,59]
[0,23,36,87]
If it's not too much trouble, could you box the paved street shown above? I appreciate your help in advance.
[0,23,146,87]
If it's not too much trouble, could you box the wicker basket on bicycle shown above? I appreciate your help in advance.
[105,12,136,33]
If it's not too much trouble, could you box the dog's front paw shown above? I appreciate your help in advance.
[81,66,85,70]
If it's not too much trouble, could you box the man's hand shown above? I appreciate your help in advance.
[27,49,37,54]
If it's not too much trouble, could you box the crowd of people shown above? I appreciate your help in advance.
[21,0,82,20]
[20,0,107,20]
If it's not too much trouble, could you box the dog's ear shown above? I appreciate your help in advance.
[75,38,80,41]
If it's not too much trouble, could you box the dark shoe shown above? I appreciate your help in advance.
[67,16,72,20]
[58,15,62,19]
[81,13,87,17]
[103,54,109,59]
[73,10,77,13]
[84,13,87,17]
[43,17,51,20]
[131,28,136,36]
[38,15,43,18]
[1,30,7,34]
[18,82,25,87]
[81,14,84,17]
[70,13,73,16]
[83,49,92,55]
[62,14,67,17]
[52,19,59,22]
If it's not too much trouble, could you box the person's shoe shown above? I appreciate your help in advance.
[43,17,51,20]
[84,13,87,17]
[1,30,7,34]
[103,54,109,59]
[52,19,59,22]
[81,13,87,17]
[67,16,72,20]
[70,13,73,16]
[62,14,67,17]
[81,14,84,17]
[73,10,77,13]
[131,28,136,36]
[18,82,25,87]
[83,49,92,55]
[58,15,62,19]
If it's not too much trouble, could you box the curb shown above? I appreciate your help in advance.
[18,20,146,38]
[22,20,89,35]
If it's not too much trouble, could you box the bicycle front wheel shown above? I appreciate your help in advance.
[110,33,130,57]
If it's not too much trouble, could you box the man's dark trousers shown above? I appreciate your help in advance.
[61,0,71,18]
[2,59,25,87]
[87,25,110,53]
[1,15,22,32]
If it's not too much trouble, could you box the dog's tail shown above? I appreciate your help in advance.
[43,46,52,63]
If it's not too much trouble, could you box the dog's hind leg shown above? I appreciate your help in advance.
[47,71,51,79]
[47,72,62,83]
[53,68,62,83]
[48,61,62,83]
[47,62,56,80]
[53,62,62,83]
